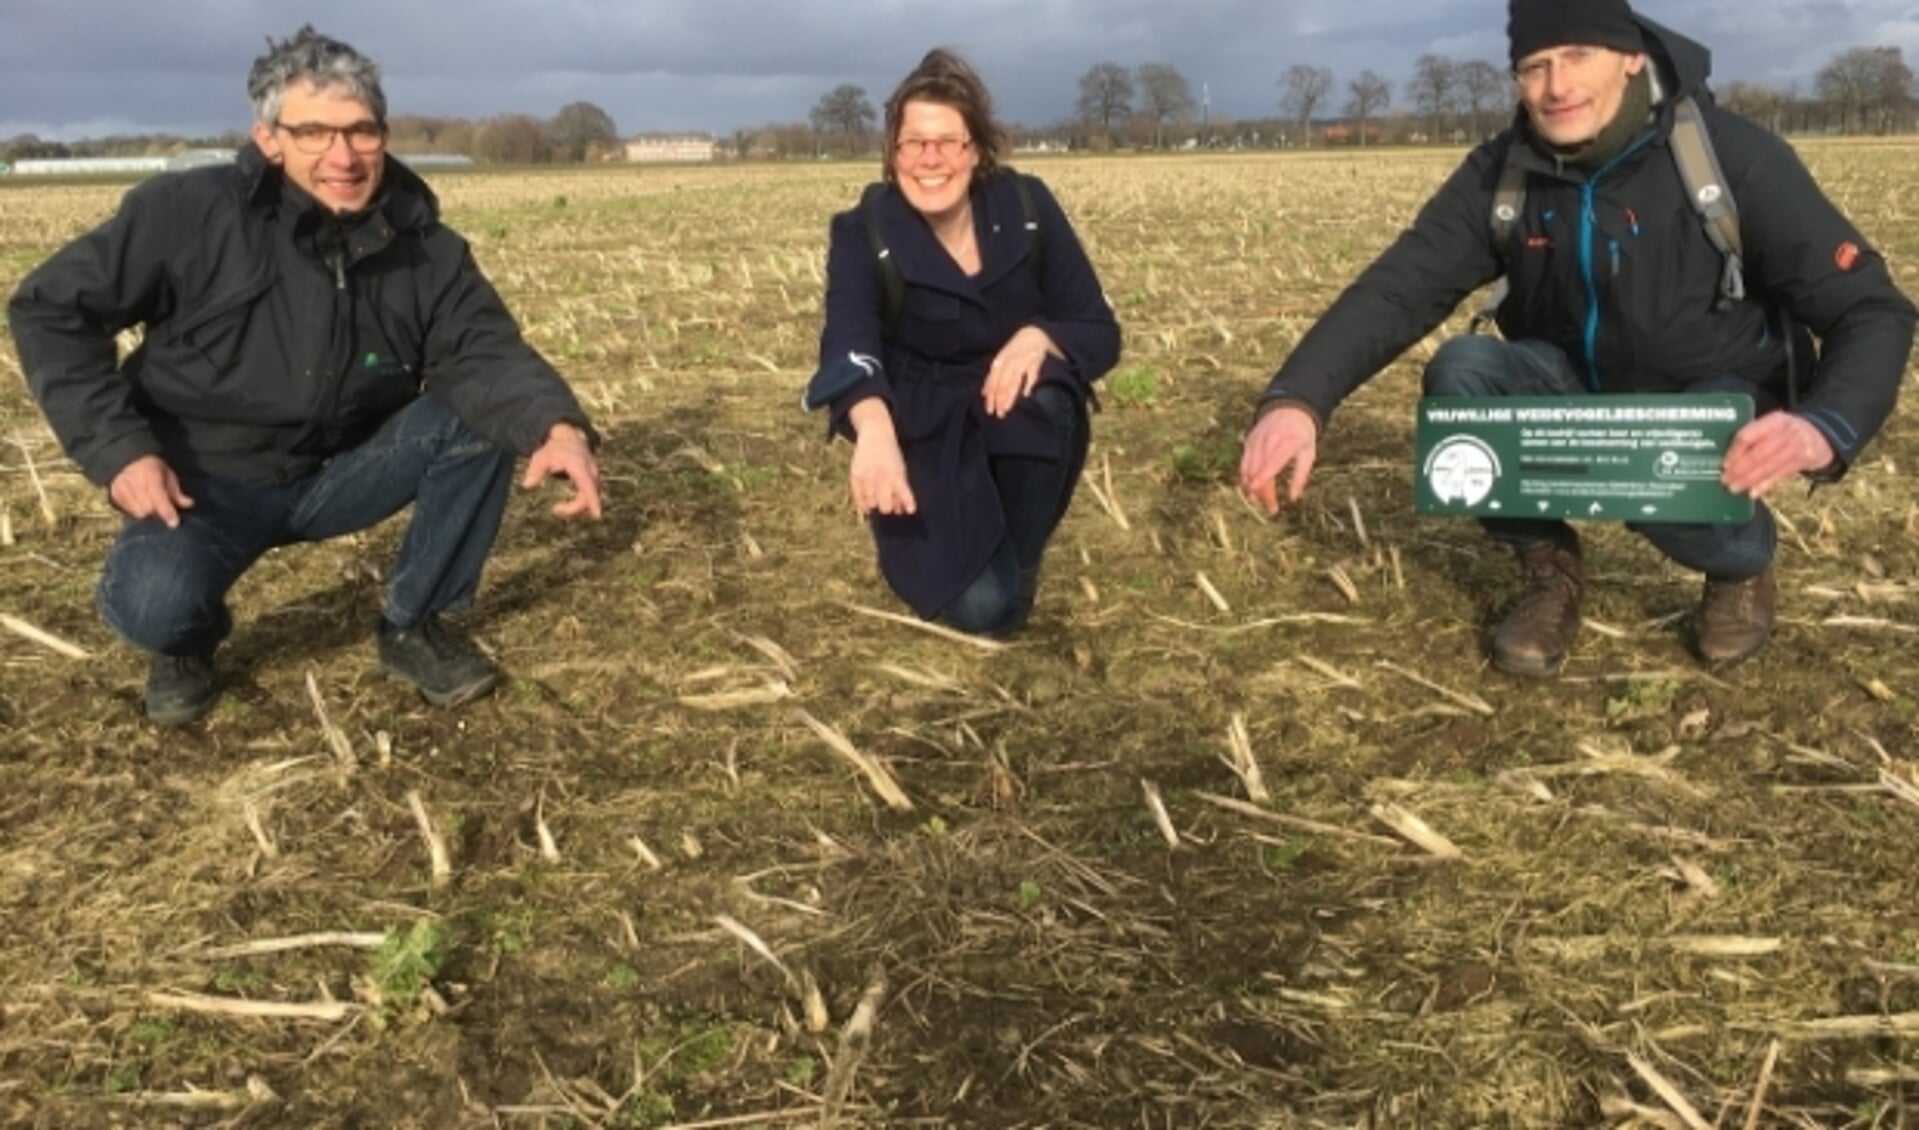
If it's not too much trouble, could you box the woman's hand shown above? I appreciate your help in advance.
[847,400,917,515]
[982,326,1063,418]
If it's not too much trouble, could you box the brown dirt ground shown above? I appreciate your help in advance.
[3,148,1918,1128]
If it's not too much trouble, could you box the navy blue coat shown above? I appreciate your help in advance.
[808,171,1120,617]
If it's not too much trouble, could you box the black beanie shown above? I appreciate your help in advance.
[1508,0,1643,65]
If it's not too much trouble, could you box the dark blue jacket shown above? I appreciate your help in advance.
[808,171,1120,616]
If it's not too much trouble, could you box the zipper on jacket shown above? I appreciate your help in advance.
[1578,185,1600,390]
[312,247,355,449]
[1577,131,1657,391]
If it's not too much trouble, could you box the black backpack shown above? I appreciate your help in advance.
[859,173,1045,341]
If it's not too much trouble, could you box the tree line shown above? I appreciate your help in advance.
[2,102,623,165]
[791,44,1919,155]
[8,44,1916,167]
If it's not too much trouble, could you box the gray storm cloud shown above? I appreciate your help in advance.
[2,0,1914,139]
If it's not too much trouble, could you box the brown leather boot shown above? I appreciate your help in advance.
[1694,567,1775,667]
[1491,540,1584,677]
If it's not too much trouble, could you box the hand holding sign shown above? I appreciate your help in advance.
[1721,412,1835,498]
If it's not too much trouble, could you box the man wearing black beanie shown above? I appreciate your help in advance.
[1506,0,1646,150]
[1508,0,1643,68]
[1242,0,1914,674]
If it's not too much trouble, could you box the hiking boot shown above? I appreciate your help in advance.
[1490,539,1584,677]
[145,652,218,726]
[377,615,500,708]
[1693,567,1775,667]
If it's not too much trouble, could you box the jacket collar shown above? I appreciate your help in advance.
[237,142,441,233]
[1503,94,1667,185]
[871,172,1035,302]
[237,142,442,267]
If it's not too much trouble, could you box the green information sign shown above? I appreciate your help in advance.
[1413,394,1755,525]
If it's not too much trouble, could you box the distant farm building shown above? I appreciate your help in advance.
[397,154,476,170]
[4,150,475,179]
[1320,124,1384,146]
[10,156,169,176]
[624,135,718,164]
[167,148,238,170]
[7,149,235,176]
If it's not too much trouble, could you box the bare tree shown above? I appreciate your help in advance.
[386,114,449,152]
[768,122,826,159]
[1277,64,1335,146]
[1455,61,1507,141]
[1817,48,1872,132]
[1872,48,1916,131]
[1817,45,1916,133]
[548,101,620,162]
[1135,63,1195,149]
[1406,54,1459,141]
[1076,63,1136,147]
[2,135,70,162]
[809,85,877,155]
[1344,70,1392,147]
[1720,80,1790,133]
[434,121,476,157]
[473,115,554,164]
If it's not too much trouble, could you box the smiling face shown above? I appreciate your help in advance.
[1515,44,1646,147]
[250,80,386,214]
[891,100,978,223]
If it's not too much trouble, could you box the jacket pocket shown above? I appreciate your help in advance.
[1501,206,1580,350]
[1607,201,1755,388]
[333,364,422,447]
[1595,227,1644,387]
[139,268,280,421]
[160,269,276,375]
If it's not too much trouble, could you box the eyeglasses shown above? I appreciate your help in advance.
[276,120,387,155]
[895,136,972,160]
[1513,46,1603,89]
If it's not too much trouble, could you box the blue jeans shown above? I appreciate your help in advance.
[97,395,516,657]
[937,383,1087,635]
[1422,336,1777,580]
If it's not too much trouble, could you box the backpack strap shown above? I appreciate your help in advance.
[1012,172,1045,286]
[1472,154,1529,333]
[1669,97,1800,402]
[861,182,906,341]
[1668,95,1745,307]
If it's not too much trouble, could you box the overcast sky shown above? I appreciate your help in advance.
[4,0,1917,140]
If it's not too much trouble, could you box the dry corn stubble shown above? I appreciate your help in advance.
[1,147,1917,1125]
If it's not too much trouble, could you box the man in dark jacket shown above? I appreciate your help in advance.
[1239,0,1914,674]
[8,27,604,724]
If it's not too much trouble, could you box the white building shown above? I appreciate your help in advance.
[396,154,476,170]
[7,150,237,176]
[166,149,236,170]
[10,156,171,176]
[623,135,718,164]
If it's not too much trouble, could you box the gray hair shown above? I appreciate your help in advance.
[247,26,387,126]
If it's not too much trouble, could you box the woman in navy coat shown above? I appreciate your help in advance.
[804,49,1121,636]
